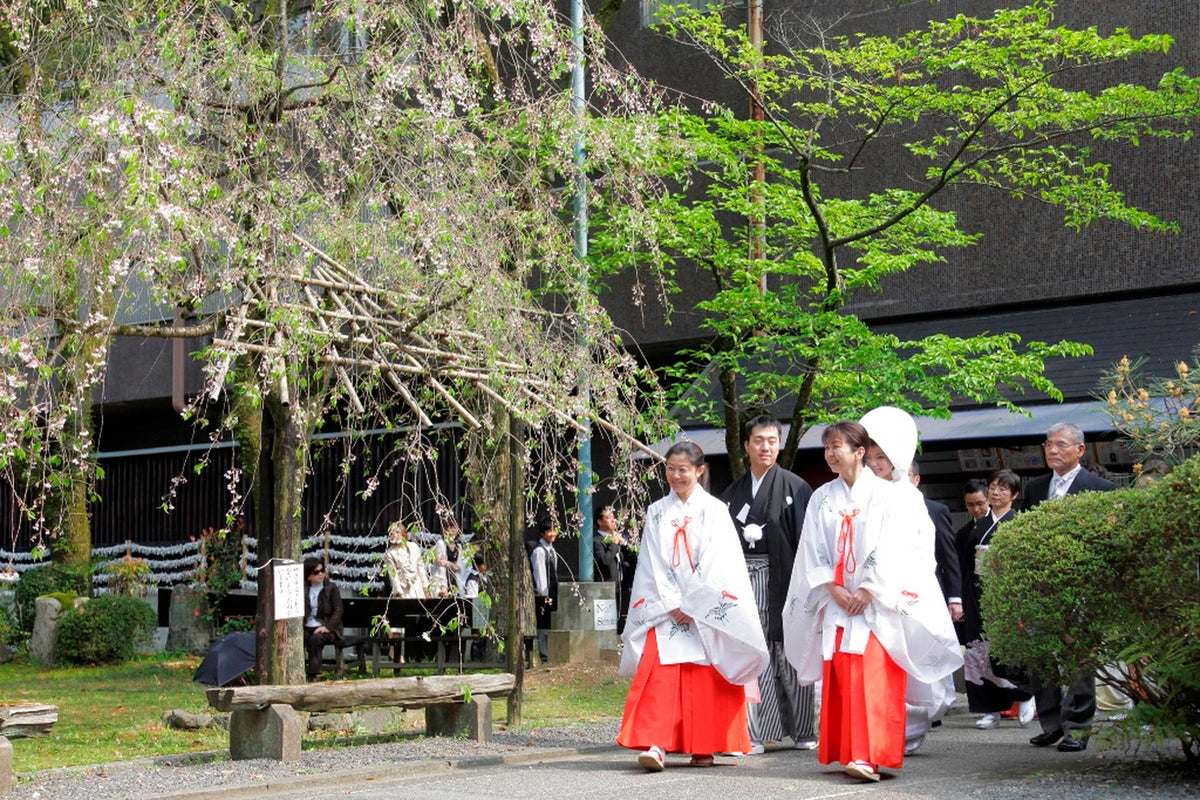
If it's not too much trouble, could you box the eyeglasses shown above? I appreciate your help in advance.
[312,567,325,575]
[1042,440,1078,452]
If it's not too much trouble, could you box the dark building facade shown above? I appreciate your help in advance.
[597,0,1200,513]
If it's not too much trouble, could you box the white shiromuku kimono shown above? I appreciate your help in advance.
[782,470,962,697]
[619,485,770,688]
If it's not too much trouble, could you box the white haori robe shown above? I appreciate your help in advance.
[619,485,770,687]
[782,470,962,700]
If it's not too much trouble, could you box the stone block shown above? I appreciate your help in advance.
[165,585,214,656]
[548,629,598,664]
[28,596,64,665]
[425,696,492,742]
[228,704,302,761]
[551,581,617,633]
[354,708,404,734]
[161,709,217,731]
[0,735,11,796]
[307,712,353,732]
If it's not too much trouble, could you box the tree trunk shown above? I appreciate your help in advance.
[261,396,311,686]
[721,364,745,479]
[780,355,819,472]
[48,399,94,571]
[53,459,92,570]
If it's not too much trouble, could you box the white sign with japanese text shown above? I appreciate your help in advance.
[274,562,305,620]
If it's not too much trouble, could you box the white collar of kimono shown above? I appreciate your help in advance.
[831,467,881,508]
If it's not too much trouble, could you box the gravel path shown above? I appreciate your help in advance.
[8,717,1200,800]
[7,721,623,800]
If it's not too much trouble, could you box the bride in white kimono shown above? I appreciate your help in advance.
[782,419,961,783]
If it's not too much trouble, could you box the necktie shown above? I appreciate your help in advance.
[1051,475,1069,499]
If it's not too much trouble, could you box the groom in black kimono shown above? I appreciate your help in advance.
[721,415,815,752]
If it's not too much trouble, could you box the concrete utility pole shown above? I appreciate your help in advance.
[572,0,595,581]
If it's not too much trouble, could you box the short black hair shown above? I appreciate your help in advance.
[537,517,556,536]
[987,469,1022,497]
[963,478,988,496]
[742,414,783,445]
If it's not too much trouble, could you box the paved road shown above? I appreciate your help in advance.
[162,714,1176,800]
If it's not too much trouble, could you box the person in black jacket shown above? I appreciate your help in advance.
[1021,423,1116,753]
[957,470,1034,730]
[721,415,815,752]
[303,558,344,680]
[909,461,962,618]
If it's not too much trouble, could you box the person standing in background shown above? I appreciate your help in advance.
[953,479,990,632]
[383,521,429,599]
[530,518,559,663]
[594,506,624,587]
[957,469,1035,730]
[1022,423,1115,753]
[430,517,464,597]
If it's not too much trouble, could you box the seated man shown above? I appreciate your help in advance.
[303,558,344,680]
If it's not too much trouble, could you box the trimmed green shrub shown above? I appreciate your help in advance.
[54,594,156,665]
[984,455,1200,761]
[13,564,92,632]
[0,604,22,648]
[100,557,153,598]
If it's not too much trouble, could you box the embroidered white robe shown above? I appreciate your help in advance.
[620,485,770,687]
[782,470,962,697]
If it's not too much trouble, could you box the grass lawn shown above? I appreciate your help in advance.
[1,652,630,773]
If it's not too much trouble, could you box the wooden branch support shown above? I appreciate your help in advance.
[385,370,434,427]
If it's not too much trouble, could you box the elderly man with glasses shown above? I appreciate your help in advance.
[1020,422,1115,752]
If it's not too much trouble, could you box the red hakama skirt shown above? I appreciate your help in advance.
[616,628,752,756]
[818,626,907,769]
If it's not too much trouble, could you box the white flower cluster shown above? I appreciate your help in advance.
[742,523,764,549]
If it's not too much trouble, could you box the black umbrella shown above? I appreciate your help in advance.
[193,631,256,687]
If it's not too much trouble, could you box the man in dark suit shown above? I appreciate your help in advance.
[910,461,962,619]
[721,414,815,752]
[955,479,989,624]
[592,505,628,628]
[1022,422,1116,753]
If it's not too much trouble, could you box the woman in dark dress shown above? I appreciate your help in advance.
[957,469,1034,729]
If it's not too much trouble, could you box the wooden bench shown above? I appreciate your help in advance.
[205,673,516,761]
